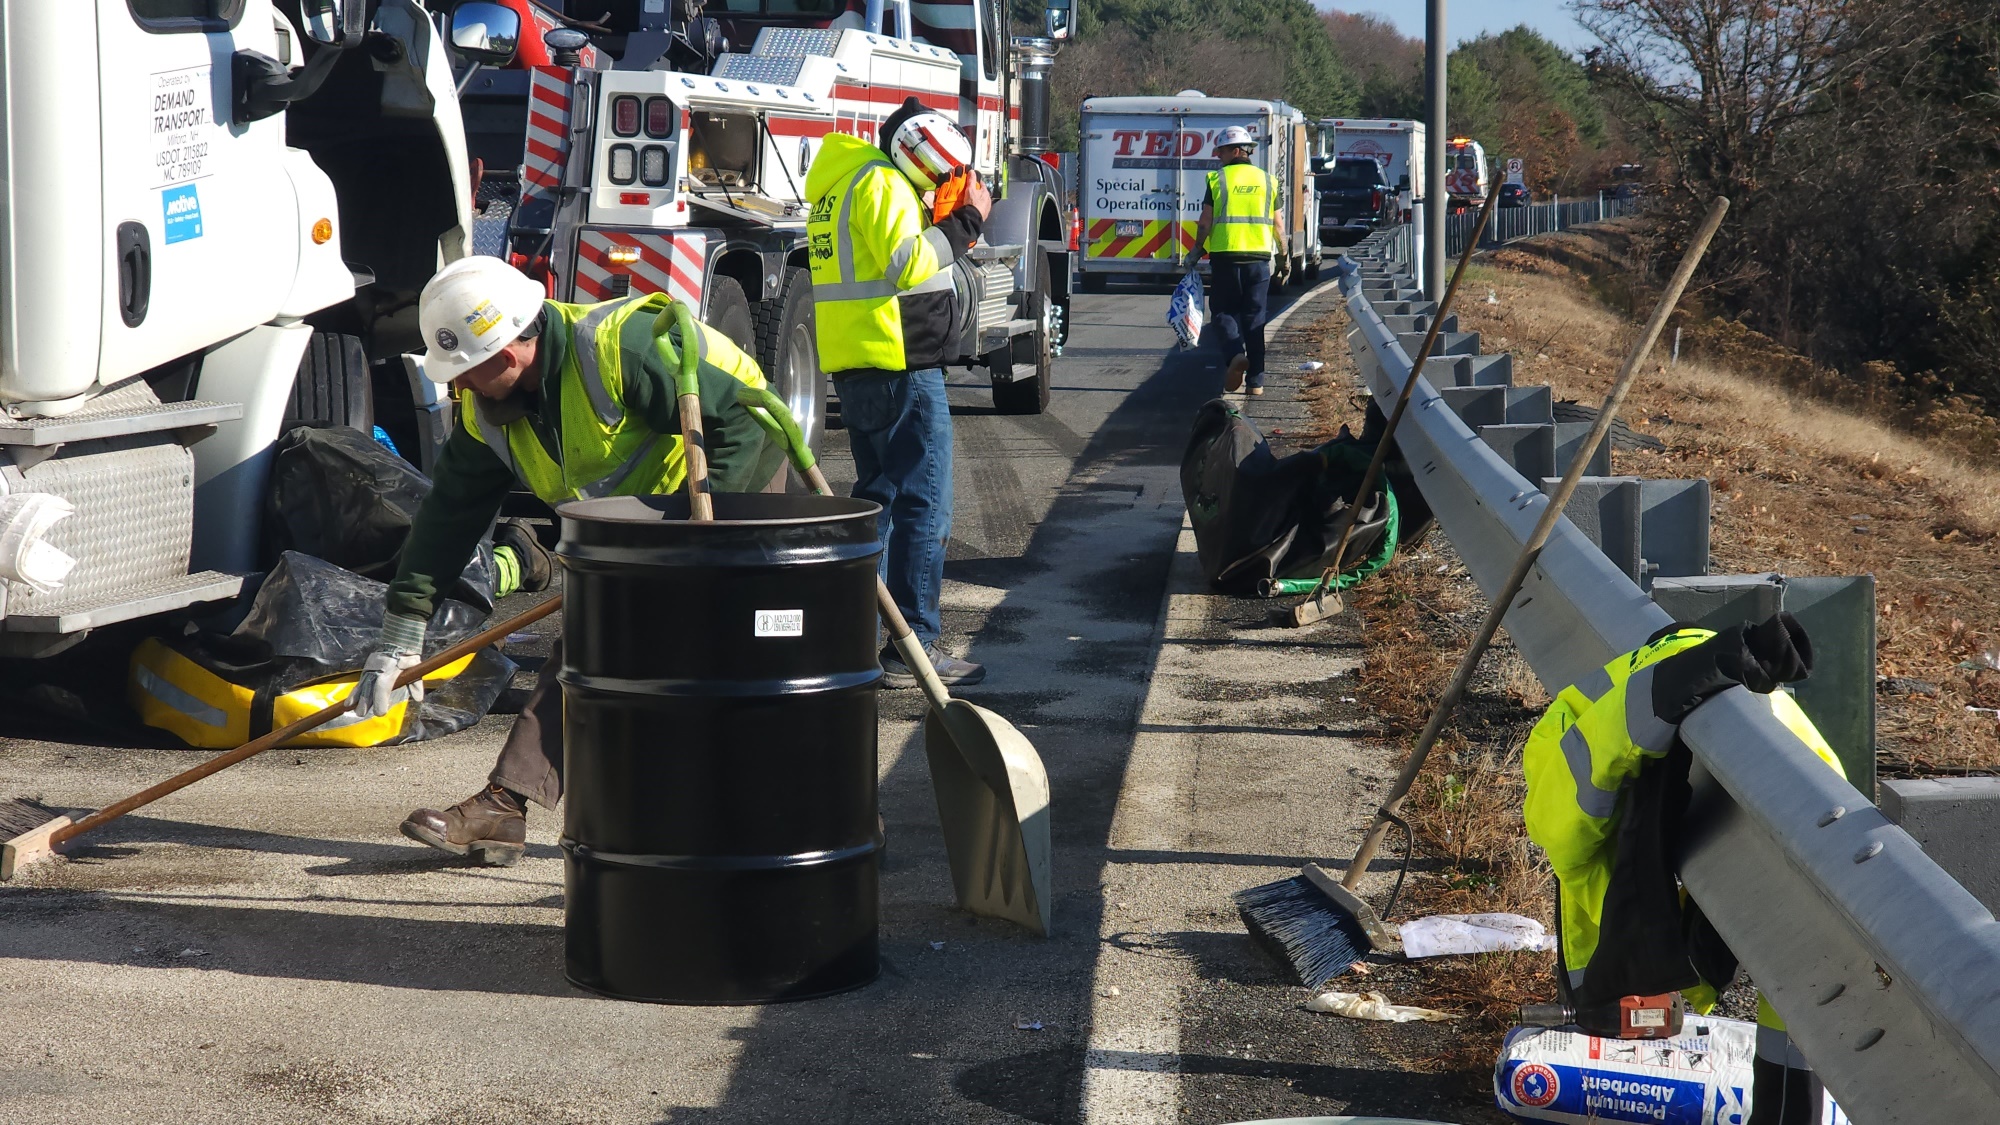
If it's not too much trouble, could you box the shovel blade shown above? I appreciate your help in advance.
[924,700,1051,936]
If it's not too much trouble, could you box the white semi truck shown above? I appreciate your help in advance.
[0,1,472,657]
[1076,94,1320,291]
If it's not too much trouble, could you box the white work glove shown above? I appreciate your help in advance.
[352,612,428,720]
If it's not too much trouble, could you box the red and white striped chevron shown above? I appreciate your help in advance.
[574,230,708,310]
[522,66,573,212]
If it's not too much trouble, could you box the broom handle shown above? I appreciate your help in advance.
[1305,178,1501,600]
[1338,197,1730,893]
[52,596,564,848]
[795,460,954,713]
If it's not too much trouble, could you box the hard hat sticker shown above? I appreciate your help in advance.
[754,609,804,638]
[436,328,460,351]
[465,300,504,337]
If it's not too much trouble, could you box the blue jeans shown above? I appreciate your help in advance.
[840,367,953,648]
[1210,259,1271,387]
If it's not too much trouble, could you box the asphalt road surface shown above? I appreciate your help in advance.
[0,279,1488,1124]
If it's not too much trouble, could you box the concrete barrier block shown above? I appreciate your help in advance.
[1880,778,2000,914]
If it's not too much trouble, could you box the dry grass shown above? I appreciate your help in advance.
[1461,233,2000,774]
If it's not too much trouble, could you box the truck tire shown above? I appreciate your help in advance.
[753,267,824,459]
[704,275,756,353]
[991,258,1054,415]
[285,331,373,433]
[1078,271,1107,294]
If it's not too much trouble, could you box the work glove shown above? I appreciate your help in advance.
[1722,611,1814,693]
[352,612,427,721]
[1649,612,1814,725]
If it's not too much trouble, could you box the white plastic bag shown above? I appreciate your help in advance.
[1167,268,1205,351]
[0,492,77,593]
[1306,990,1454,1023]
[1398,912,1557,958]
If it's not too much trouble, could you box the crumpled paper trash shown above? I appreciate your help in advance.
[1306,990,1453,1023]
[1397,912,1556,958]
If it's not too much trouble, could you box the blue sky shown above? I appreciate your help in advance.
[1316,1,1596,53]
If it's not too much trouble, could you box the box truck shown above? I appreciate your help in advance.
[1316,118,1424,223]
[1077,94,1319,291]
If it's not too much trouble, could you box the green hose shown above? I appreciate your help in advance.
[650,301,702,398]
[735,383,816,475]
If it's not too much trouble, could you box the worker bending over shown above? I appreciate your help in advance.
[355,256,783,865]
[1524,612,1839,1125]
[805,98,991,687]
[1190,126,1285,396]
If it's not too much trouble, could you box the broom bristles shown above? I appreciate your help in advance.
[1235,873,1373,991]
[0,797,61,843]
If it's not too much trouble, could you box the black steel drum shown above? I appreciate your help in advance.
[555,492,883,1004]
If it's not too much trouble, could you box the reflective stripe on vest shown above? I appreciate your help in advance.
[808,151,955,372]
[461,293,761,504]
[1206,163,1276,254]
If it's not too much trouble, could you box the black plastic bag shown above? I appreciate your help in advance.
[203,551,516,744]
[1181,398,1393,594]
[263,425,498,613]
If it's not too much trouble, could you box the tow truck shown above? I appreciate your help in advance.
[445,0,1076,426]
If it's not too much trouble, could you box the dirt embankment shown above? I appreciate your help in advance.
[1282,222,2000,1084]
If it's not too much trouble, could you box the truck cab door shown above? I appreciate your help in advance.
[95,0,303,383]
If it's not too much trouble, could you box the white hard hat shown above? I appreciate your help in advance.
[418,256,548,382]
[888,112,974,191]
[1215,126,1257,152]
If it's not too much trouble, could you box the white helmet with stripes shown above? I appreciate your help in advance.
[418,256,548,382]
[888,112,974,191]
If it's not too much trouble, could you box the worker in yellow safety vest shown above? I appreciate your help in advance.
[1523,612,1838,1125]
[352,256,783,866]
[804,98,992,688]
[1190,125,1286,396]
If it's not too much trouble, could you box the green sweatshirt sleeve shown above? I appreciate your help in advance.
[616,317,785,493]
[385,425,516,620]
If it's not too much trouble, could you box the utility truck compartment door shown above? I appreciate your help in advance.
[1079,113,1202,265]
[94,0,302,391]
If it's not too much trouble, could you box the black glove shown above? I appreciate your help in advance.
[1649,612,1814,725]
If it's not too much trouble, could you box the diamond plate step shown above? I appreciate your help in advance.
[0,381,243,447]
[4,570,243,633]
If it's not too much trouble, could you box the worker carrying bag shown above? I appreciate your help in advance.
[1182,398,1399,594]
[129,552,517,749]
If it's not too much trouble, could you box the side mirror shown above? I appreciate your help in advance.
[1044,0,1073,40]
[449,1,523,66]
[1397,174,1411,189]
[299,0,368,47]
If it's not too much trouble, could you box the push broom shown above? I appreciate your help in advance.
[1276,177,1501,629]
[1238,197,1730,989]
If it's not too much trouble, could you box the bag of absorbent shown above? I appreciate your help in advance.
[262,424,499,613]
[1180,398,1393,594]
[1168,268,1205,351]
[129,552,517,749]
[1494,1016,1850,1125]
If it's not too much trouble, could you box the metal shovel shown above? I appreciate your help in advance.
[737,384,1052,936]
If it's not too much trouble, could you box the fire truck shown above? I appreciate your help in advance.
[447,0,1076,424]
[0,0,470,656]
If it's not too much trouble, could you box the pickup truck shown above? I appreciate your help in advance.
[1316,158,1393,243]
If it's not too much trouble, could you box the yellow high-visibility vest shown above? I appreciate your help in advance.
[1205,163,1278,254]
[459,292,765,504]
[805,132,956,373]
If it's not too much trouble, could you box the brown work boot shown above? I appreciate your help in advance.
[1224,355,1249,393]
[400,783,527,866]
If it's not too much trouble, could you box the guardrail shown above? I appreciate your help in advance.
[1337,231,2000,1123]
[1445,193,1641,257]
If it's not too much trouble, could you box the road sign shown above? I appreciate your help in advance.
[1505,157,1524,185]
